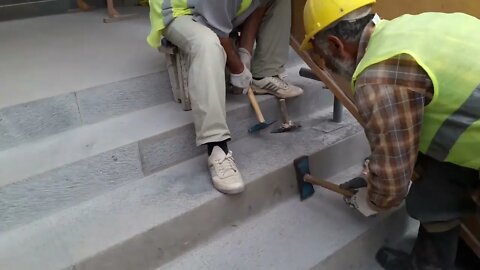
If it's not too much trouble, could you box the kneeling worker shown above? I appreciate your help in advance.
[302,0,480,269]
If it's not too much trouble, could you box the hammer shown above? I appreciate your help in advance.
[246,87,276,133]
[271,99,301,133]
[294,155,354,200]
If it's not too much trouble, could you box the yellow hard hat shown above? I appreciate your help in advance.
[301,0,376,50]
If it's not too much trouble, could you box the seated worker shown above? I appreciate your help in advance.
[147,0,304,194]
[302,0,480,269]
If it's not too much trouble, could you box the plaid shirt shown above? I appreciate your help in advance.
[354,23,434,210]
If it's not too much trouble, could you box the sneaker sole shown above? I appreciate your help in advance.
[251,85,303,99]
[213,184,245,195]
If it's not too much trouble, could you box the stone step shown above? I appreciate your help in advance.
[0,63,313,152]
[163,168,417,270]
[0,35,306,152]
[0,72,171,151]
[0,7,159,110]
[0,68,315,188]
[0,111,364,270]
[0,85,336,234]
[0,69,330,185]
[0,0,68,22]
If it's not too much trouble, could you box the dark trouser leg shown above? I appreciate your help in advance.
[378,153,479,270]
[411,225,460,270]
[250,0,290,78]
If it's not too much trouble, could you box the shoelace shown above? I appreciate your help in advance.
[216,152,238,177]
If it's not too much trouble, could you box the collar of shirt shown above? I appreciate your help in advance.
[356,20,376,65]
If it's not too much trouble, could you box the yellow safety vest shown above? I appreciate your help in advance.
[147,0,252,48]
[352,13,480,170]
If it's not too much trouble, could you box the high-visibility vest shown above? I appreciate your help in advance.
[147,0,252,48]
[352,13,480,170]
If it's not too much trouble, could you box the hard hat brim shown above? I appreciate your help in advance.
[300,37,314,51]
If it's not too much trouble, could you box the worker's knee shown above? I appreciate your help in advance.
[188,31,226,61]
[405,155,478,223]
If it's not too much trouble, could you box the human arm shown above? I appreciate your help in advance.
[354,83,425,211]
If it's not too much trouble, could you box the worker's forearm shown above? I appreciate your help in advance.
[354,84,424,210]
[240,7,268,53]
[219,37,244,74]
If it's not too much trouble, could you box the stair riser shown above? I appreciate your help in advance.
[0,0,67,22]
[72,132,368,270]
[0,72,170,151]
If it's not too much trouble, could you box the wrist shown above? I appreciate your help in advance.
[229,62,245,74]
[239,47,253,55]
[348,188,378,217]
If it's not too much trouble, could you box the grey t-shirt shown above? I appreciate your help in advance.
[193,0,271,37]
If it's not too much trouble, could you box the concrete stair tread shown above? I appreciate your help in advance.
[0,94,274,188]
[0,6,157,109]
[0,114,364,270]
[162,172,411,270]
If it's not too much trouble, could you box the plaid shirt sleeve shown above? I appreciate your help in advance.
[354,54,433,210]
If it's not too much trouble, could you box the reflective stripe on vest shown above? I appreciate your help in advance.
[352,13,480,169]
[237,0,252,16]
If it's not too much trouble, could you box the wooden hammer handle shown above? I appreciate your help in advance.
[289,37,364,127]
[304,174,354,197]
[247,87,266,123]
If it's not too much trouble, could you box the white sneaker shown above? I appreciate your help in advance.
[252,76,304,98]
[208,146,245,194]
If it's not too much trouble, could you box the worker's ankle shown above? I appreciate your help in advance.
[206,140,229,156]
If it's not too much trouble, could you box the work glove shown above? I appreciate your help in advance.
[230,64,252,91]
[339,158,370,190]
[342,178,378,217]
[340,158,378,217]
[238,48,252,70]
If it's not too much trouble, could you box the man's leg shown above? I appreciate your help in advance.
[377,153,479,269]
[250,0,304,98]
[163,16,244,194]
[410,224,460,270]
[377,225,461,270]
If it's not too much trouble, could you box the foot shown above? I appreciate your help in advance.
[252,76,304,98]
[76,0,92,11]
[376,247,413,270]
[107,8,120,18]
[208,146,245,194]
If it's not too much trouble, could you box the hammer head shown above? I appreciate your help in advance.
[248,120,276,133]
[293,156,315,201]
[271,121,302,133]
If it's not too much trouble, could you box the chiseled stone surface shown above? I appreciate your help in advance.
[77,72,172,124]
[0,143,143,233]
[0,93,81,150]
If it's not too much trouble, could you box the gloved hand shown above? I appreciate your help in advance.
[339,158,370,191]
[340,173,378,217]
[230,64,252,90]
[238,48,252,70]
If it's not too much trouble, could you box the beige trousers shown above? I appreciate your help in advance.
[163,0,291,146]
